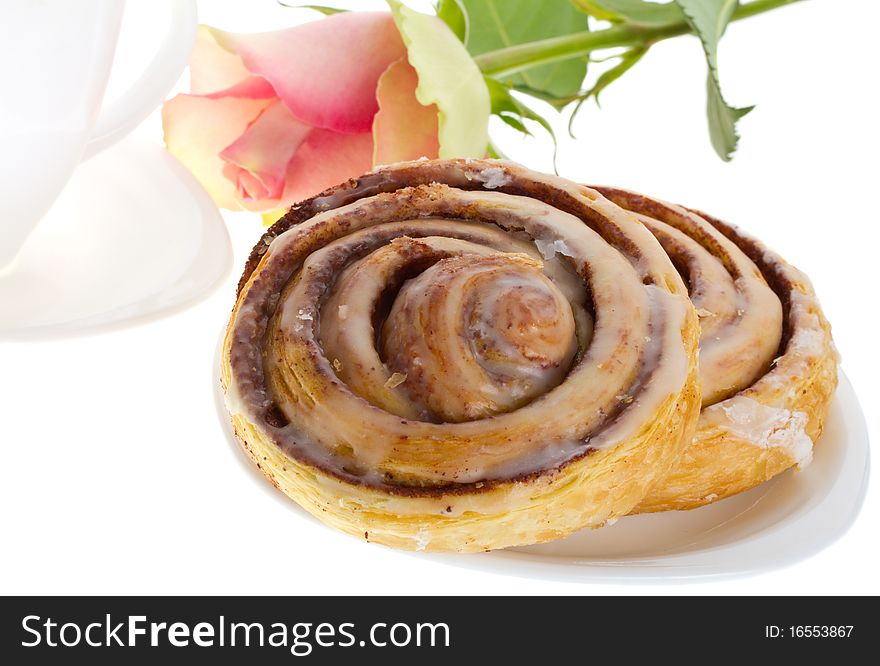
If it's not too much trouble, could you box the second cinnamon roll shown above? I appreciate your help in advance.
[595,188,838,512]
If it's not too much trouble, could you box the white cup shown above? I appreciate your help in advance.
[0,0,197,269]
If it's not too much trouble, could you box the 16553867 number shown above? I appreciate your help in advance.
[790,626,854,638]
[765,625,854,638]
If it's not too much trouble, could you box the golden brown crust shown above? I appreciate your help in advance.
[593,188,838,513]
[222,356,701,551]
[222,159,702,551]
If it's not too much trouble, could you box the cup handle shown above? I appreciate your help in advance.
[83,0,198,160]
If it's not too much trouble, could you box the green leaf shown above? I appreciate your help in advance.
[498,113,531,135]
[509,84,580,111]
[458,0,589,100]
[571,0,682,25]
[674,0,735,73]
[487,79,555,139]
[387,0,490,159]
[706,78,753,161]
[436,0,469,43]
[276,2,348,14]
[486,77,558,161]
[586,46,646,105]
[567,47,646,136]
[673,0,752,160]
[511,85,582,111]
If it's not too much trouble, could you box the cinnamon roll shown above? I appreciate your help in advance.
[594,188,838,512]
[221,159,701,552]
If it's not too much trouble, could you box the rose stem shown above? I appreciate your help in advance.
[474,0,805,79]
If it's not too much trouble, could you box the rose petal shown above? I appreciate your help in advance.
[387,1,489,158]
[190,25,253,95]
[220,99,312,201]
[162,93,274,209]
[208,13,406,133]
[372,57,439,166]
[203,76,276,100]
[277,129,374,207]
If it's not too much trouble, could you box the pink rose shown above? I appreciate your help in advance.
[162,12,443,212]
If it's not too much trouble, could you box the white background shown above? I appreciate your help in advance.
[1,0,877,595]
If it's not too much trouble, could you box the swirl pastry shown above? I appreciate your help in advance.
[593,188,838,513]
[221,159,701,552]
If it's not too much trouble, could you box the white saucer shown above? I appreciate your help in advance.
[214,351,869,582]
[0,139,231,338]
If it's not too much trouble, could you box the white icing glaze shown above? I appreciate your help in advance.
[584,284,691,452]
[453,438,588,484]
[702,395,814,468]
[476,167,511,189]
[753,291,834,404]
[632,208,782,406]
[414,528,432,551]
[534,238,574,261]
[223,367,245,417]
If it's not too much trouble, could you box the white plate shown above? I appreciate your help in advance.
[0,139,231,339]
[215,357,869,583]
